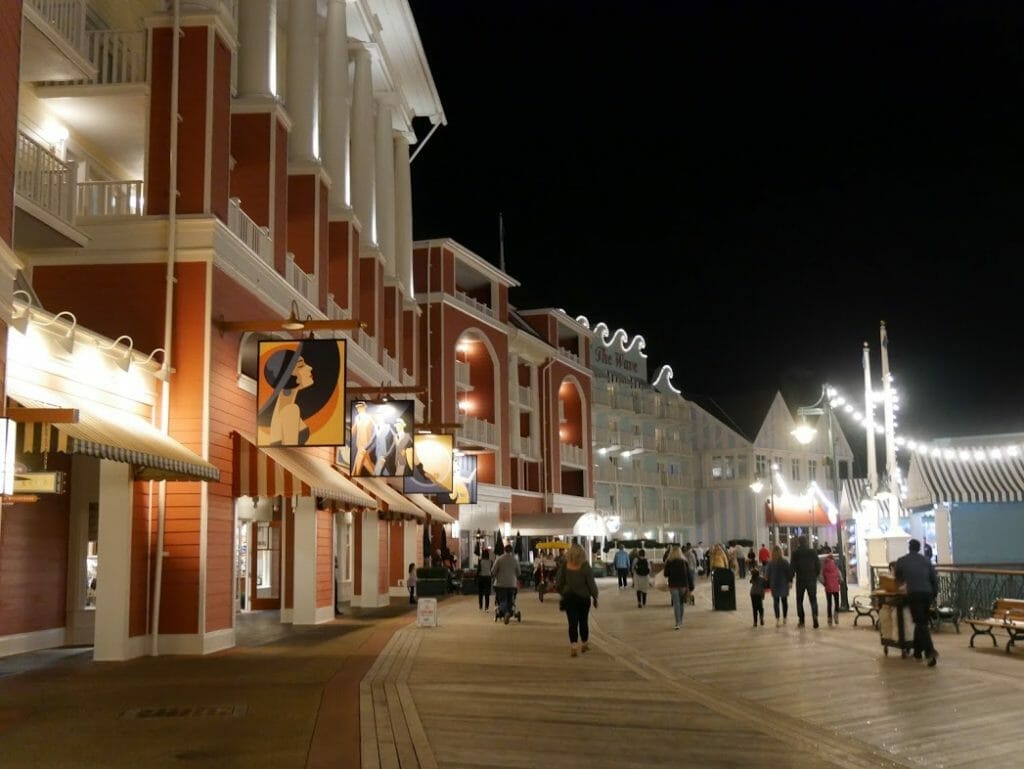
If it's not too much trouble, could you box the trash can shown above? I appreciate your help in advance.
[711,568,736,611]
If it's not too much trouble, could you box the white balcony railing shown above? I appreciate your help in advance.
[401,368,415,386]
[76,180,143,217]
[15,131,74,223]
[511,435,538,458]
[517,384,532,408]
[360,332,378,360]
[382,352,399,380]
[454,290,495,319]
[227,197,273,268]
[559,443,585,466]
[85,30,146,85]
[325,295,352,321]
[27,0,87,55]
[459,415,498,446]
[455,359,470,391]
[284,252,318,304]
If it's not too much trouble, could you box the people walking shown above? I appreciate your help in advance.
[633,549,652,608]
[476,547,494,611]
[745,546,757,578]
[683,544,699,604]
[758,542,771,568]
[490,544,520,623]
[407,563,417,604]
[791,535,821,628]
[894,538,939,666]
[613,545,630,589]
[821,548,842,626]
[766,544,793,626]
[555,543,599,657]
[749,567,768,626]
[663,545,695,629]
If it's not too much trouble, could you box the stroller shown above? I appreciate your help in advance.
[493,586,522,624]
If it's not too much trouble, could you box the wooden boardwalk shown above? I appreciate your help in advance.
[362,577,1024,769]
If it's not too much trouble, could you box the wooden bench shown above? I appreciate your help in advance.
[852,594,878,628]
[964,598,1024,654]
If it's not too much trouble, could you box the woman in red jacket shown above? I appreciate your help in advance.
[822,548,842,626]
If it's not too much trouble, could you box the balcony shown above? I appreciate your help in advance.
[459,415,498,447]
[559,443,586,467]
[76,180,144,219]
[453,290,495,320]
[455,359,471,391]
[512,435,539,458]
[13,130,86,248]
[517,384,533,409]
[226,198,273,269]
[284,253,318,305]
[21,0,94,83]
[382,352,399,380]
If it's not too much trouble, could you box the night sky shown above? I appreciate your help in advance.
[406,0,1024,446]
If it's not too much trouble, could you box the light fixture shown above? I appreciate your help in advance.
[35,311,77,354]
[749,478,764,494]
[0,417,16,495]
[215,300,365,334]
[98,335,133,372]
[10,290,31,335]
[139,348,170,381]
[791,420,816,445]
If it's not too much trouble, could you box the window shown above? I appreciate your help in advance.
[756,453,767,478]
[808,459,818,481]
[711,455,723,479]
[712,455,734,481]
[791,458,800,481]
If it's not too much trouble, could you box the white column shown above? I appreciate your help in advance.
[92,460,133,662]
[291,497,317,624]
[286,0,320,163]
[236,0,277,98]
[350,46,375,241]
[394,133,413,296]
[322,0,350,214]
[375,102,396,274]
[355,511,388,608]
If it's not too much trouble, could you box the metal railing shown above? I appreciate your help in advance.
[76,179,143,217]
[15,131,74,223]
[870,565,1024,618]
[459,415,498,446]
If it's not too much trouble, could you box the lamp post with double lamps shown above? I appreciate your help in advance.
[791,383,849,610]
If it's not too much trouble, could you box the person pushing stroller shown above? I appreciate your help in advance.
[491,543,521,624]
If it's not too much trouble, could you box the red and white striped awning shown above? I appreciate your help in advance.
[232,432,374,510]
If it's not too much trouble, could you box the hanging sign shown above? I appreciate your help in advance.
[348,399,415,477]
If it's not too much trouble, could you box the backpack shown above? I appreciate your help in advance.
[634,558,650,576]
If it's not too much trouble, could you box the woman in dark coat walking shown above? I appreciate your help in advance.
[765,545,793,627]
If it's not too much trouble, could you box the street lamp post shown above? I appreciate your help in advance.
[792,383,849,611]
[749,462,779,551]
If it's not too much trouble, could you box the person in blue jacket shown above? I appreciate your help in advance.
[613,545,630,588]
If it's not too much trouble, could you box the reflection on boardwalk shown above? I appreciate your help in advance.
[364,577,1023,769]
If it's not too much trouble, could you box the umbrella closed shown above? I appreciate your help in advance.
[494,530,503,554]
[514,530,524,558]
[423,522,432,560]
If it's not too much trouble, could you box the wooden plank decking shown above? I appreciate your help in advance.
[362,577,1024,769]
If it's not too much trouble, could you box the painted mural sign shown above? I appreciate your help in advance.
[348,399,416,477]
[256,339,347,447]
[402,433,455,495]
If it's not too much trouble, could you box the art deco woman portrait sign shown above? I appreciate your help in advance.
[256,339,347,447]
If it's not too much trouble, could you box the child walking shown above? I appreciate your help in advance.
[749,567,767,627]
[822,549,841,625]
[407,563,417,604]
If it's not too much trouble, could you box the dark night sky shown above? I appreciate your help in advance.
[406,0,1024,445]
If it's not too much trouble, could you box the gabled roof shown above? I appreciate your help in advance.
[685,390,776,443]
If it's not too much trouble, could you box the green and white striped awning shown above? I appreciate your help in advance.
[13,394,220,483]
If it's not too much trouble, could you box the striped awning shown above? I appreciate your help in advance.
[407,492,456,524]
[233,432,374,509]
[906,450,1024,505]
[13,394,220,482]
[344,472,424,518]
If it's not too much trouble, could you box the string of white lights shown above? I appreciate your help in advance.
[827,381,1023,460]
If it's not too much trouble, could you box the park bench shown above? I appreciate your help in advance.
[852,594,878,628]
[964,598,1024,654]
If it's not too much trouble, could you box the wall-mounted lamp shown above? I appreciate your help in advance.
[10,290,32,335]
[215,299,365,334]
[140,348,170,381]
[0,417,17,495]
[98,335,134,372]
[35,311,77,354]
